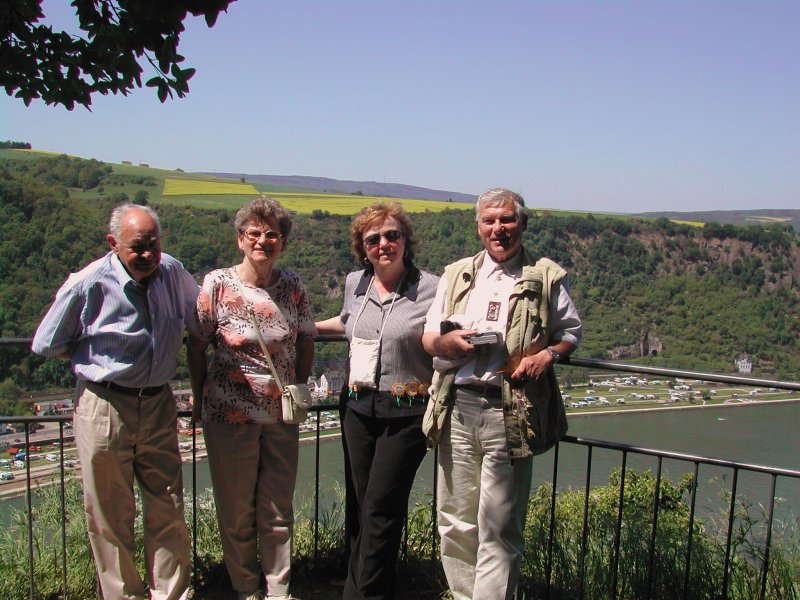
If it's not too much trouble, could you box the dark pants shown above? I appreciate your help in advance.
[342,410,428,600]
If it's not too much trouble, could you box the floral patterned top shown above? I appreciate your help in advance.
[194,267,316,424]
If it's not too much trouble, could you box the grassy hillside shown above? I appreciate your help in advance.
[0,149,481,214]
[1,151,798,397]
[0,149,628,218]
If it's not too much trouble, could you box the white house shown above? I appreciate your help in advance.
[735,355,752,374]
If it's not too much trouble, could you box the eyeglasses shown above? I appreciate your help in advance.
[242,228,283,243]
[363,229,403,248]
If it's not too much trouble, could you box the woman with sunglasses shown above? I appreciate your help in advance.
[316,202,439,599]
[188,196,316,600]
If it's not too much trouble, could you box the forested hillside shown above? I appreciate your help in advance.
[1,155,798,400]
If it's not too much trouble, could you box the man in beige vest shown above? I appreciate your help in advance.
[422,188,582,600]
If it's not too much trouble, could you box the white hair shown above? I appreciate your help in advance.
[108,203,161,238]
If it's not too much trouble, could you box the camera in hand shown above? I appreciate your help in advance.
[440,320,462,335]
[462,331,501,346]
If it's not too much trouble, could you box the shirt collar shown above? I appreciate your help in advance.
[479,249,523,280]
[109,251,163,288]
[354,263,421,301]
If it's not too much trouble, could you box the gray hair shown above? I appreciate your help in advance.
[475,188,528,228]
[109,203,161,238]
[234,195,293,239]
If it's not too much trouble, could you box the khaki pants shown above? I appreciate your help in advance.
[75,382,190,600]
[437,387,533,600]
[204,420,299,598]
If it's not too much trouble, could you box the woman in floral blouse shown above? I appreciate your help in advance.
[188,196,315,600]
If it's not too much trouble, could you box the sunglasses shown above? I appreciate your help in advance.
[363,229,403,248]
[242,229,283,243]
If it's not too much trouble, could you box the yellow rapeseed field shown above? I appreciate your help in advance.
[269,193,474,214]
[163,178,260,196]
[670,219,705,227]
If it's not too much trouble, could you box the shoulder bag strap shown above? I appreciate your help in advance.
[231,268,285,392]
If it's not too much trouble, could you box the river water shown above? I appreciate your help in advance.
[3,402,798,526]
[199,401,800,523]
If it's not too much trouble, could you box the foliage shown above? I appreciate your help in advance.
[521,468,799,600]
[1,152,111,189]
[0,377,30,415]
[0,140,31,149]
[0,0,235,109]
[0,469,795,599]
[1,153,799,397]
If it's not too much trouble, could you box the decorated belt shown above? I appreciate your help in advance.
[348,381,431,407]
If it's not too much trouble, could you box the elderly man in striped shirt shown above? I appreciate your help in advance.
[32,203,200,600]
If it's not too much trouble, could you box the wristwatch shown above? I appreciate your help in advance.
[545,347,562,363]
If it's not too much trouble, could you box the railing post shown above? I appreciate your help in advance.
[545,442,560,600]
[432,445,438,566]
[578,445,593,600]
[721,468,740,600]
[645,456,664,600]
[610,451,628,600]
[191,425,198,590]
[59,421,68,600]
[682,462,700,600]
[758,475,777,600]
[314,417,322,564]
[25,424,35,600]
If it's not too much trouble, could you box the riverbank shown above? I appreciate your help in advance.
[3,397,795,500]
[566,396,800,417]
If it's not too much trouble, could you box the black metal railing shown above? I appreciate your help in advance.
[1,337,798,600]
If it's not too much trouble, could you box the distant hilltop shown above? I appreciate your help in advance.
[636,209,799,230]
[202,172,478,204]
[204,172,799,229]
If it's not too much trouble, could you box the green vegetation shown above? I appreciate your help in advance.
[0,153,798,401]
[2,1,234,109]
[1,469,795,599]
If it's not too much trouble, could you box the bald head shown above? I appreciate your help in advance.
[107,205,162,282]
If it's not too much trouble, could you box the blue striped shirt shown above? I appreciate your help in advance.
[32,252,200,387]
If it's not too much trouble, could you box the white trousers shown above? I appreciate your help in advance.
[437,388,533,600]
[75,383,190,600]
[204,420,299,599]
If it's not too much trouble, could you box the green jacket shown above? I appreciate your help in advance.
[423,248,569,459]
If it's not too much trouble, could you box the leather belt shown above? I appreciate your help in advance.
[455,383,502,398]
[94,381,166,397]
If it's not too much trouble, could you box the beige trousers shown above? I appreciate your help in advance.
[437,387,533,600]
[204,420,299,599]
[75,382,190,600]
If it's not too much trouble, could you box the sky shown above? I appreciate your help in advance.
[2,0,799,213]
